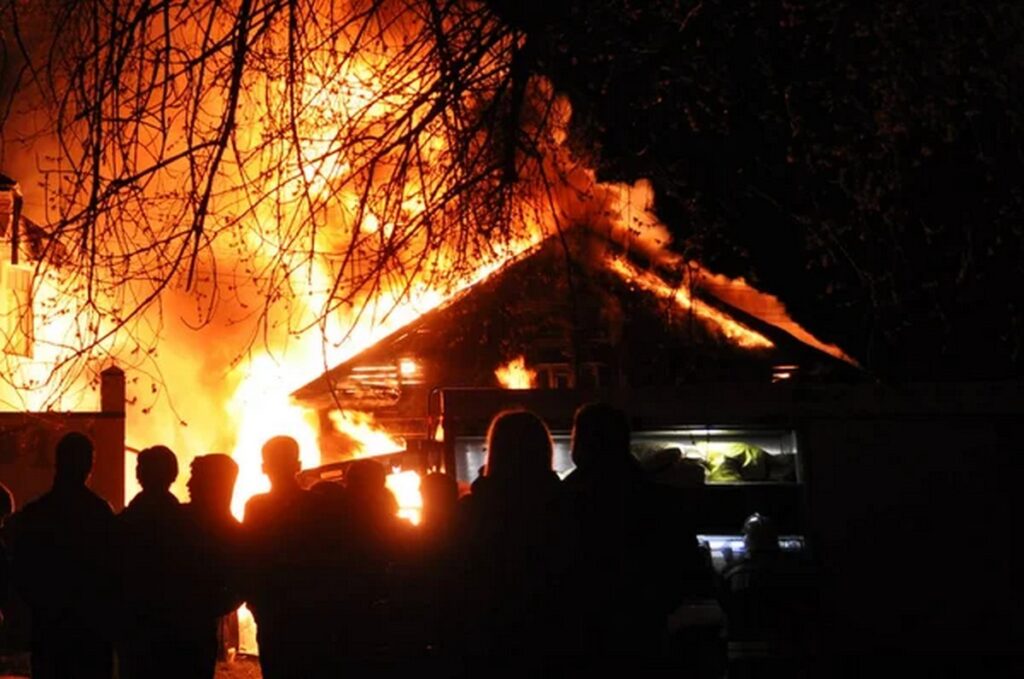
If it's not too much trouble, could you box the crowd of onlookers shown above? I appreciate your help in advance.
[0,403,816,679]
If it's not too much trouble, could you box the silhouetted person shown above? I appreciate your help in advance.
[118,445,186,679]
[179,454,244,678]
[10,432,115,679]
[304,477,356,673]
[562,403,710,675]
[309,479,348,522]
[406,472,462,671]
[346,458,404,542]
[461,410,568,677]
[243,436,317,679]
[720,514,816,679]
[341,459,415,673]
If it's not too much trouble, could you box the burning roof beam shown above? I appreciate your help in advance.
[606,256,775,350]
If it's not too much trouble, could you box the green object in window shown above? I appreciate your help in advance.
[705,442,768,482]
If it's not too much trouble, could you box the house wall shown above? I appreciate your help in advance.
[0,367,126,511]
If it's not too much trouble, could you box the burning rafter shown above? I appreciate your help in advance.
[606,257,774,350]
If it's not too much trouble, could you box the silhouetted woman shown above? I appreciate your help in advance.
[461,410,568,677]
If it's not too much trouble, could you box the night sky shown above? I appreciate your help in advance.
[491,0,1024,381]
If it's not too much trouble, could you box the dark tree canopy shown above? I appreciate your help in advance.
[493,0,1024,379]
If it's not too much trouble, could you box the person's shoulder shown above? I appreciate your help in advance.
[82,488,115,515]
[123,492,184,523]
[245,492,270,509]
[296,488,319,506]
[561,468,584,488]
[116,501,138,527]
[17,493,49,514]
[120,491,146,515]
[243,492,273,521]
[13,493,54,524]
[722,556,754,580]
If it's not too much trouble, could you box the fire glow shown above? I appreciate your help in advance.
[385,469,423,525]
[329,409,406,458]
[0,0,870,662]
[1,0,856,525]
[495,356,537,389]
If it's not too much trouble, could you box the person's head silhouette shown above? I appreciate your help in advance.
[261,436,301,490]
[346,458,387,494]
[485,409,553,483]
[310,480,348,510]
[136,445,178,493]
[570,402,634,473]
[346,459,397,518]
[187,454,238,516]
[54,432,94,487]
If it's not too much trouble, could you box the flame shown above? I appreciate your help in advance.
[687,266,860,366]
[329,409,405,457]
[606,257,775,350]
[495,355,537,389]
[227,354,323,519]
[221,236,542,521]
[385,468,423,525]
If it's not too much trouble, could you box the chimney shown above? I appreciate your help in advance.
[101,365,125,414]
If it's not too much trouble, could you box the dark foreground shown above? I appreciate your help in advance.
[0,653,263,678]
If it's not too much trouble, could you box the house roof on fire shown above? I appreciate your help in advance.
[292,232,860,408]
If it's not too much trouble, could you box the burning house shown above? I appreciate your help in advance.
[292,229,860,466]
[287,227,866,589]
